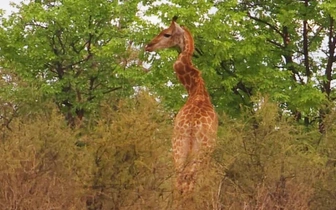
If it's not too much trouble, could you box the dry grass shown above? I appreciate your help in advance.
[0,93,336,209]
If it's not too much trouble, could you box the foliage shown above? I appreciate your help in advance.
[0,0,145,126]
[2,0,336,128]
[142,0,336,129]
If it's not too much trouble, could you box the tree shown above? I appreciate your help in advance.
[238,0,335,131]
[142,0,336,131]
[0,0,144,127]
[2,0,336,130]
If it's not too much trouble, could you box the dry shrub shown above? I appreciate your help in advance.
[84,92,174,210]
[309,108,336,210]
[0,92,174,210]
[2,93,336,210]
[0,109,88,210]
[213,98,325,210]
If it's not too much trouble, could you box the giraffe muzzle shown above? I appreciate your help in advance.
[145,44,154,52]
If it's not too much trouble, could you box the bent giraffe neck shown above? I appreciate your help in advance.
[174,28,210,100]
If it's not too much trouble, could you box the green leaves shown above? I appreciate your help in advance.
[140,0,336,128]
[321,0,336,19]
[0,0,144,125]
[0,0,335,129]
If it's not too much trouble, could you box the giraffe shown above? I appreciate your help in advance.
[145,16,218,195]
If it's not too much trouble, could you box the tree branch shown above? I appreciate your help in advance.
[87,86,122,101]
[323,15,336,98]
[303,0,311,79]
[247,13,283,37]
[266,38,284,48]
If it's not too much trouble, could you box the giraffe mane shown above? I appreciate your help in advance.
[181,26,195,55]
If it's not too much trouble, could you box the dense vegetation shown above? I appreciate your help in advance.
[1,0,336,209]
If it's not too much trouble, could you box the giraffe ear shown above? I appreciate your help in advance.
[172,22,184,36]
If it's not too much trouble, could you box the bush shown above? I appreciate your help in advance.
[0,92,174,210]
[214,98,327,210]
[1,94,336,209]
[0,109,87,209]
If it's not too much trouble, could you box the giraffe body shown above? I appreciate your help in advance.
[145,17,218,195]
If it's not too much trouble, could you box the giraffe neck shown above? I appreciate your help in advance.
[173,28,210,100]
[180,27,194,55]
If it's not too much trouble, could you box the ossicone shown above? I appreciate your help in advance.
[172,16,178,22]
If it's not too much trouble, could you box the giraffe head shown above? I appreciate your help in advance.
[145,16,185,52]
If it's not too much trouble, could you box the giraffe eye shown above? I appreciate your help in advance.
[163,34,171,38]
